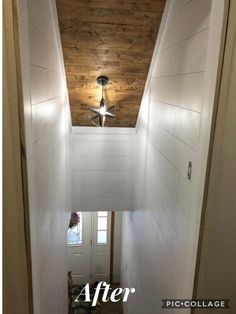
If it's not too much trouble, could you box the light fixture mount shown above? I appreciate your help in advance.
[97,75,109,86]
[89,75,116,127]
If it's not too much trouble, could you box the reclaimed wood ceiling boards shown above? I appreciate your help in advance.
[56,0,166,127]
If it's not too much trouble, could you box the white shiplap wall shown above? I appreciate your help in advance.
[71,129,134,211]
[17,0,227,312]
[18,0,71,313]
[121,0,227,313]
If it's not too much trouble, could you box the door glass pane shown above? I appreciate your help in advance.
[98,211,107,217]
[97,230,107,244]
[67,212,82,245]
[98,217,107,230]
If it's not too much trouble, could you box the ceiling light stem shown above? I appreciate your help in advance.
[89,75,116,127]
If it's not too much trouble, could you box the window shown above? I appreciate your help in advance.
[67,212,82,245]
[97,211,108,244]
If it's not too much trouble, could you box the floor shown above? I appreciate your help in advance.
[71,284,123,314]
[100,285,123,314]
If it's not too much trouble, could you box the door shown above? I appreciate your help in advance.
[92,211,111,283]
[67,212,92,285]
[67,211,111,285]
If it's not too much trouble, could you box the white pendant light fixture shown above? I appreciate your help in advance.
[89,76,116,127]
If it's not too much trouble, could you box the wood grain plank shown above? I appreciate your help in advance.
[56,0,166,126]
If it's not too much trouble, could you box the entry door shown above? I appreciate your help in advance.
[92,211,111,283]
[67,211,111,285]
[67,212,92,285]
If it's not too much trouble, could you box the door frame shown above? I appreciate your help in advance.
[91,211,112,283]
[192,0,231,304]
[109,211,115,284]
[3,0,33,312]
[68,211,112,284]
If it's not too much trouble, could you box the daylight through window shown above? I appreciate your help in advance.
[97,211,108,244]
[67,212,82,245]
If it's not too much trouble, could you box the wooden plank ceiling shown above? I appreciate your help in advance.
[56,0,166,127]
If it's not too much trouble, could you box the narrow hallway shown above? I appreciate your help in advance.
[100,285,123,314]
[3,0,236,314]
[69,283,123,314]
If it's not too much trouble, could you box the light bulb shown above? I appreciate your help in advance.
[99,107,106,116]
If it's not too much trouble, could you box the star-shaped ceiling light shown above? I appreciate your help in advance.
[89,76,116,127]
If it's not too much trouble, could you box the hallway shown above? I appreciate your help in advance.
[3,0,236,313]
[100,285,123,314]
[69,284,123,314]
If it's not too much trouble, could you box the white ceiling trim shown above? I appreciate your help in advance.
[72,126,136,135]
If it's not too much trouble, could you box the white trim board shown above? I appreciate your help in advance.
[72,126,136,135]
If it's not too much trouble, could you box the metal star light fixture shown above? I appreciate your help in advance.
[89,76,116,127]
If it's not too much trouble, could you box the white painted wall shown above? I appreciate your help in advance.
[121,0,227,313]
[71,128,134,211]
[17,0,71,313]
[15,0,229,312]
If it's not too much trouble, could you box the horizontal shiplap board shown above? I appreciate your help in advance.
[72,127,136,135]
[147,142,180,200]
[173,106,200,149]
[30,66,63,104]
[72,155,134,171]
[27,0,55,43]
[32,97,65,142]
[36,145,66,212]
[147,141,195,220]
[44,40,60,73]
[150,72,205,112]
[29,23,48,69]
[150,101,201,149]
[154,29,209,77]
[134,169,189,268]
[72,140,133,157]
[47,71,63,99]
[149,100,175,134]
[73,184,133,200]
[29,23,60,71]
[36,185,67,232]
[171,0,192,12]
[70,133,134,142]
[34,117,65,177]
[148,121,197,180]
[72,197,133,211]
[146,162,190,248]
[72,170,133,185]
[161,0,211,50]
[30,65,48,104]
